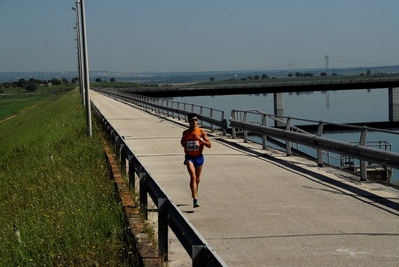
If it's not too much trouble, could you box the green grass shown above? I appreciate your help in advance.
[0,89,133,266]
[0,85,76,121]
[0,94,51,121]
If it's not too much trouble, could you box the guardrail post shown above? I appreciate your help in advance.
[359,127,368,181]
[261,114,268,149]
[166,101,170,117]
[149,97,153,111]
[160,99,164,115]
[184,103,187,118]
[128,155,136,190]
[192,245,206,267]
[120,144,127,175]
[221,112,226,135]
[139,171,148,220]
[115,135,123,161]
[243,111,248,143]
[177,102,181,120]
[317,121,324,167]
[158,198,169,262]
[231,111,237,139]
[149,97,154,112]
[285,117,292,156]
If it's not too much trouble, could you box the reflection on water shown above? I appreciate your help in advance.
[172,89,398,184]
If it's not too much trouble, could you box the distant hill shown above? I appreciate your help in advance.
[1,65,398,84]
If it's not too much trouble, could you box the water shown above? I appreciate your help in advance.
[171,88,399,184]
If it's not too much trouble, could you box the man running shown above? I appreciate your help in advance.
[180,113,212,208]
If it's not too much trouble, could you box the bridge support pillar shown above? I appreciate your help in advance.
[388,87,399,122]
[274,93,284,127]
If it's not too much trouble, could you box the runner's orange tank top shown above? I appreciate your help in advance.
[183,128,204,156]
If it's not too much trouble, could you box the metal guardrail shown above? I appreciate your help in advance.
[92,103,228,267]
[93,89,228,134]
[230,109,399,181]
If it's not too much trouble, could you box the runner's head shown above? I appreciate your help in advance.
[188,113,199,122]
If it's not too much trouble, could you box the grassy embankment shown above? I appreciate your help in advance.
[0,88,134,266]
[0,85,76,121]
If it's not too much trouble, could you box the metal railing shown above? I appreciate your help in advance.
[230,109,399,181]
[92,103,227,267]
[93,89,228,134]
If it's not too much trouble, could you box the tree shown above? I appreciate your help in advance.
[50,78,62,85]
[26,82,38,92]
[210,77,215,82]
[17,78,27,88]
[110,77,116,82]
[366,69,371,76]
[320,72,327,77]
[288,73,293,78]
[261,74,269,79]
[62,77,69,84]
[254,75,260,80]
[95,77,102,82]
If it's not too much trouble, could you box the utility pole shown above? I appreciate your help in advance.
[71,1,85,106]
[79,0,92,137]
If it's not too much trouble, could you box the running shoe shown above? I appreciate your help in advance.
[193,199,200,208]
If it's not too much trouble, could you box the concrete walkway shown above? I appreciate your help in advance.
[91,91,399,267]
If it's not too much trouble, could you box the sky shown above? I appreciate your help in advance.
[0,0,398,73]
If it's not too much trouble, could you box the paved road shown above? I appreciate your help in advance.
[91,91,399,267]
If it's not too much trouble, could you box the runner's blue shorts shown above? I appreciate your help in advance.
[184,154,204,168]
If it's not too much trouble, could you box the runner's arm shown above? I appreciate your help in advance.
[181,131,187,147]
[200,130,211,148]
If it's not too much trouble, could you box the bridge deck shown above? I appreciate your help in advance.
[91,91,399,267]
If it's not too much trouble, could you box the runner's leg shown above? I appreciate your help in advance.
[195,165,203,195]
[186,161,198,199]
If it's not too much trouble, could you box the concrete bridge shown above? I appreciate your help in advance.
[127,77,399,97]
[118,77,399,123]
[91,90,399,266]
